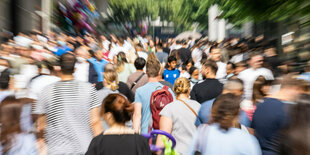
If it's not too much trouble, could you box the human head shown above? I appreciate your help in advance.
[167,56,177,69]
[115,52,128,73]
[223,79,244,96]
[209,93,241,131]
[103,71,119,91]
[235,62,247,75]
[101,94,133,125]
[278,74,306,101]
[252,76,273,102]
[174,77,191,98]
[226,62,236,75]
[156,43,163,52]
[104,63,116,72]
[134,57,146,70]
[146,59,161,78]
[0,58,10,68]
[185,59,194,72]
[284,94,310,155]
[209,46,222,62]
[189,66,199,80]
[0,96,23,152]
[249,52,264,69]
[94,50,103,60]
[201,60,218,79]
[59,53,76,75]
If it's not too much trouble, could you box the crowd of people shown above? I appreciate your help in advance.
[0,30,309,155]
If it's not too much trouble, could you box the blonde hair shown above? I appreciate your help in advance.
[173,77,191,96]
[103,71,119,91]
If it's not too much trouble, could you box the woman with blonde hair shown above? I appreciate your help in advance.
[156,77,200,154]
[97,71,119,102]
[114,52,136,83]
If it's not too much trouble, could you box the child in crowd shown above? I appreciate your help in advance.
[163,56,180,85]
[189,66,200,89]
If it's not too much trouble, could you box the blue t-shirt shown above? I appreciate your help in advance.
[53,46,72,56]
[195,99,251,127]
[135,82,175,134]
[88,58,109,82]
[251,98,290,155]
[188,123,261,155]
[163,69,180,86]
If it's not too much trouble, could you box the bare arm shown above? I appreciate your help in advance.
[90,107,103,136]
[133,103,142,133]
[156,116,173,148]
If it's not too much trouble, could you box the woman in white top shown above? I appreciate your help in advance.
[189,93,261,155]
[156,77,201,154]
[115,52,136,83]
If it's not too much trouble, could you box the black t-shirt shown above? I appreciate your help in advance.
[178,48,192,63]
[95,81,134,102]
[86,133,151,155]
[251,98,290,154]
[163,47,170,55]
[190,78,223,103]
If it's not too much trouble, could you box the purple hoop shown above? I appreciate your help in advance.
[142,130,176,151]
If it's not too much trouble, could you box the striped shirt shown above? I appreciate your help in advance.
[33,80,100,155]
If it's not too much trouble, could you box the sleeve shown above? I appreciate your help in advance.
[89,85,101,109]
[136,136,152,155]
[239,110,251,127]
[190,86,197,101]
[159,104,173,119]
[122,83,134,102]
[246,136,262,155]
[134,89,142,104]
[32,87,49,114]
[85,137,99,155]
[24,134,39,155]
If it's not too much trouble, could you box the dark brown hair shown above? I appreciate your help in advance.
[252,76,273,103]
[0,96,23,153]
[101,94,134,124]
[203,60,218,74]
[59,53,77,75]
[209,93,241,131]
[280,94,310,155]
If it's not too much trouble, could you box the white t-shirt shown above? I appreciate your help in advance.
[192,48,202,63]
[74,61,89,82]
[137,51,148,60]
[27,75,60,100]
[216,61,227,82]
[238,68,274,99]
[108,45,129,60]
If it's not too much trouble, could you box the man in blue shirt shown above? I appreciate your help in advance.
[195,79,251,127]
[88,50,109,83]
[251,75,304,155]
[163,56,180,86]
[133,59,175,134]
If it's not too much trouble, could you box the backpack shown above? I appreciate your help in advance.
[150,85,174,130]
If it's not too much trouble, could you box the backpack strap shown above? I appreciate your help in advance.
[130,72,145,90]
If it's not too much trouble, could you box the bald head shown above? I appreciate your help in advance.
[223,79,244,96]
[104,63,115,72]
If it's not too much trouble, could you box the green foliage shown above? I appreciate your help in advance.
[107,0,310,32]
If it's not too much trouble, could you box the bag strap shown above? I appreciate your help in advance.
[131,72,145,90]
[179,99,198,117]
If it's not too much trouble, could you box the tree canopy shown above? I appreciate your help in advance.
[107,0,310,31]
